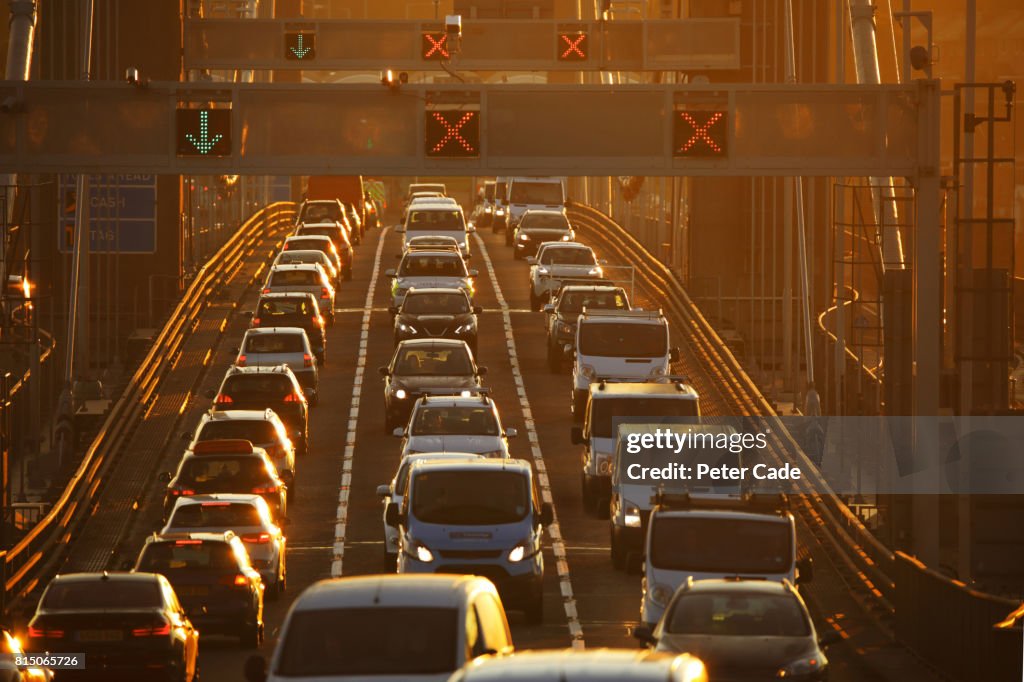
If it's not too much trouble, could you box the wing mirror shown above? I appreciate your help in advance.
[526,256,536,265]
[505,428,518,439]
[158,471,172,483]
[205,389,216,400]
[378,366,390,377]
[473,305,483,315]
[669,347,681,363]
[384,504,405,527]
[542,303,555,314]
[376,484,391,498]
[477,366,488,376]
[388,306,398,315]
[384,268,397,277]
[468,269,479,278]
[392,427,406,438]
[632,624,656,647]
[818,630,841,647]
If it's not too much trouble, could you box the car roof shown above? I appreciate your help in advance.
[455,649,702,682]
[302,199,340,205]
[403,250,464,258]
[243,326,308,336]
[559,285,623,294]
[404,287,469,296]
[269,263,325,271]
[277,249,328,258]
[414,394,494,408]
[680,578,795,596]
[224,365,295,377]
[403,452,486,464]
[590,382,698,398]
[172,493,265,506]
[295,222,342,229]
[397,338,469,349]
[537,242,591,251]
[521,209,567,217]
[409,458,530,476]
[292,575,496,611]
[258,291,317,300]
[148,531,235,544]
[285,234,332,241]
[202,408,278,421]
[50,571,163,585]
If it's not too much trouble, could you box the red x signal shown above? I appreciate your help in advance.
[422,32,450,60]
[558,32,588,61]
[674,110,727,157]
[425,111,479,157]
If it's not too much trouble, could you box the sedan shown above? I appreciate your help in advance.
[385,250,476,310]
[512,209,574,259]
[391,288,481,355]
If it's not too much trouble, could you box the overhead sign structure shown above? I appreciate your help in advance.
[425,109,480,158]
[558,31,589,61]
[176,108,231,157]
[58,174,157,254]
[674,110,728,157]
[284,31,315,60]
[421,31,450,61]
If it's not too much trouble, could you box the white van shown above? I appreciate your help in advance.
[503,177,567,245]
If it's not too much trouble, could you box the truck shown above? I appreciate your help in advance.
[306,176,365,226]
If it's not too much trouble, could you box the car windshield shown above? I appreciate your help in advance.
[403,293,469,315]
[301,203,342,222]
[167,502,264,529]
[539,247,595,266]
[411,406,498,436]
[244,333,306,354]
[412,470,529,524]
[407,210,465,232]
[137,541,239,571]
[651,517,792,574]
[258,298,315,318]
[509,181,564,205]
[179,456,272,485]
[578,322,667,358]
[559,291,628,315]
[521,214,569,230]
[42,580,162,610]
[667,592,810,637]
[590,397,699,438]
[394,348,473,376]
[198,420,277,442]
[399,255,467,277]
[270,270,321,287]
[276,608,456,676]
[221,375,295,401]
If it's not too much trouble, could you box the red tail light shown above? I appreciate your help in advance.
[311,316,322,327]
[215,394,233,405]
[242,533,272,544]
[237,355,247,367]
[283,393,302,403]
[219,573,250,586]
[303,353,313,368]
[171,487,196,497]
[262,288,271,294]
[28,625,64,639]
[320,287,330,300]
[283,242,291,250]
[252,317,261,326]
[131,621,171,637]
[252,485,278,494]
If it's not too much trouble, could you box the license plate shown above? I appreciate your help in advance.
[77,629,123,642]
[177,585,209,596]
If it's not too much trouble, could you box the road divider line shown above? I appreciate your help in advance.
[473,233,585,649]
[333,227,388,577]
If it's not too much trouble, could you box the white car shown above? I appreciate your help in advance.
[386,250,477,309]
[527,242,604,310]
[375,452,485,563]
[161,494,288,597]
[236,327,319,404]
[403,234,463,257]
[393,394,516,459]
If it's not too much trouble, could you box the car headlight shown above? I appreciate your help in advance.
[537,267,549,275]
[649,582,673,607]
[596,453,613,476]
[623,500,641,527]
[484,206,493,213]
[588,267,603,276]
[454,323,475,334]
[519,233,530,241]
[397,323,417,334]
[561,235,571,241]
[777,653,826,677]
[394,389,407,400]
[580,364,596,379]
[507,539,533,563]
[649,366,666,377]
[407,540,434,563]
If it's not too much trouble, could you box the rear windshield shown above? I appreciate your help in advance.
[412,470,529,525]
[509,181,564,205]
[244,333,306,354]
[287,239,334,254]
[300,203,342,222]
[42,580,162,610]
[198,420,277,442]
[137,541,239,571]
[298,227,344,243]
[559,291,628,315]
[411,406,498,436]
[258,298,315,317]
[667,592,810,637]
[179,456,271,485]
[407,210,465,232]
[521,213,569,230]
[578,322,667,358]
[590,397,699,439]
[277,252,327,268]
[651,516,792,575]
[403,293,469,315]
[539,248,595,266]
[394,348,472,376]
[276,608,456,676]
[221,375,295,401]
[398,255,466,278]
[167,502,264,529]
[270,270,321,287]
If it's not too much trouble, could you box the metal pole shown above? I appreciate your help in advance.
[2,0,37,271]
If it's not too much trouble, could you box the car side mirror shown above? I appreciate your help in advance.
[378,366,390,377]
[539,502,553,526]
[385,504,402,528]
[205,389,216,400]
[505,428,517,439]
[796,556,814,584]
[467,225,476,233]
[477,366,488,376]
[526,257,536,265]
[542,303,555,314]
[392,427,405,438]
[669,347,681,363]
[570,426,584,445]
[468,269,479,277]
[599,259,608,265]
[563,343,574,357]
[394,225,405,233]
[473,305,482,315]
[158,471,172,484]
[632,624,656,647]
[818,630,841,647]
[244,655,268,682]
[385,268,397,277]
[376,484,391,498]
[246,310,255,318]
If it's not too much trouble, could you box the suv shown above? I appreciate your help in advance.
[251,292,326,364]
[261,264,335,326]
[504,176,567,245]
[386,250,477,309]
[133,530,265,647]
[295,198,345,227]
[527,243,603,310]
[211,366,309,456]
[389,458,552,623]
[512,209,574,259]
[398,204,474,259]
[543,284,630,371]
[639,492,812,627]
[236,327,319,405]
[570,309,680,419]
[394,393,516,459]
[391,288,481,354]
[187,410,297,489]
[571,381,699,516]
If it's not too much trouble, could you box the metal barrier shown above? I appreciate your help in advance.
[894,552,1021,681]
[1,202,295,610]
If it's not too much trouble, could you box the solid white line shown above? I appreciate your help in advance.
[473,232,585,650]
[333,228,389,577]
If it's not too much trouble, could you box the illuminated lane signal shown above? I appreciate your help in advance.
[421,32,450,60]
[285,31,316,60]
[176,108,231,157]
[425,110,479,158]
[558,31,589,61]
[673,110,727,157]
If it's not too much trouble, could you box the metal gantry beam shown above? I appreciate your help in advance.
[183,18,741,72]
[2,80,931,177]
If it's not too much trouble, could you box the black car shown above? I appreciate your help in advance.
[27,572,199,681]
[391,287,482,355]
[293,222,353,280]
[634,578,837,682]
[251,292,326,363]
[134,531,265,647]
[512,209,575,259]
[211,366,310,456]
[543,284,630,371]
[295,198,344,226]
[379,339,487,431]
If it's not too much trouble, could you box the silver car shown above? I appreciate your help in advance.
[393,394,515,459]
[236,327,319,405]
[527,242,604,311]
[262,263,336,325]
[386,250,477,309]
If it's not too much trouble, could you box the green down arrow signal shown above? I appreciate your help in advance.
[186,110,223,155]
[290,33,312,59]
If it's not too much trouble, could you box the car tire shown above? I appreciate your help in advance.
[524,591,543,625]
[610,526,626,571]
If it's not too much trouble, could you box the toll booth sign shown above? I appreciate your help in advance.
[673,110,728,157]
[176,109,232,157]
[558,32,588,61]
[425,110,480,158]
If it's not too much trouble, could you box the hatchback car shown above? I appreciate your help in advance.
[528,243,603,310]
[236,327,319,405]
[274,249,341,289]
[134,531,264,647]
[512,209,575,259]
[190,408,299,485]
[394,394,516,459]
[161,495,287,599]
[282,235,344,281]
[251,292,326,364]
[386,250,476,309]
[292,224,353,280]
[380,339,487,431]
[261,264,335,326]
[391,288,481,354]
[27,572,199,681]
[211,368,308,455]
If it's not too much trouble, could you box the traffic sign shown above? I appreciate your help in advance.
[58,175,157,254]
[176,108,231,157]
[284,31,315,60]
[558,31,588,61]
[425,110,479,158]
[421,31,450,60]
[673,110,728,157]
